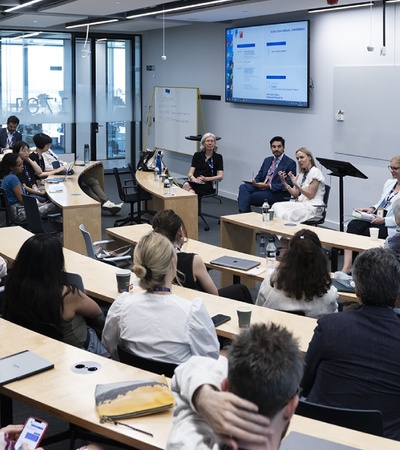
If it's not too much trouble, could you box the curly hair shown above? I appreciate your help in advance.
[272,229,331,301]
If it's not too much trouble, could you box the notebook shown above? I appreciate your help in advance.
[210,256,260,271]
[0,350,54,386]
[281,432,358,450]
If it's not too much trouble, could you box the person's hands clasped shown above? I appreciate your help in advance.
[194,385,272,450]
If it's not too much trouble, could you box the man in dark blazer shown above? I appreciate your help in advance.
[237,136,296,212]
[0,115,22,153]
[301,247,400,441]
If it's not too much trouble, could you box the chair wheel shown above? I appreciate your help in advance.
[204,226,210,231]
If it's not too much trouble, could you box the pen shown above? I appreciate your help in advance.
[112,420,154,437]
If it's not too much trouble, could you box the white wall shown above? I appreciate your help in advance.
[141,5,400,230]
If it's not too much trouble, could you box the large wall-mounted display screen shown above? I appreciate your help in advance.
[225,20,310,108]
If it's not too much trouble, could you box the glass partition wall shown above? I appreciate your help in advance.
[0,31,140,166]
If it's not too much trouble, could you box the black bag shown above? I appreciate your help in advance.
[137,149,168,174]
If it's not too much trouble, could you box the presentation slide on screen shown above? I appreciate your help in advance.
[226,21,308,106]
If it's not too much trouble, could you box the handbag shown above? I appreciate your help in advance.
[137,149,168,174]
[95,376,174,423]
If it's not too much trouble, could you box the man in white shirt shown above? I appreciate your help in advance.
[167,323,303,450]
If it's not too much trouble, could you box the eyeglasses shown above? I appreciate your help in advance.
[388,166,400,171]
[19,148,30,153]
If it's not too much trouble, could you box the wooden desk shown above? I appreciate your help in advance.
[46,162,104,253]
[136,171,198,240]
[106,223,268,287]
[0,319,171,449]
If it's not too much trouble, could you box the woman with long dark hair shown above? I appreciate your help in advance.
[3,234,108,356]
[256,229,338,318]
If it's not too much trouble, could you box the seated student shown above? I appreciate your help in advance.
[166,323,303,450]
[13,141,47,202]
[3,234,108,357]
[33,133,123,215]
[237,136,296,213]
[0,153,60,222]
[152,209,253,303]
[102,231,219,362]
[28,133,68,178]
[273,147,325,223]
[182,133,223,196]
[256,229,338,318]
[301,247,400,441]
[0,115,22,153]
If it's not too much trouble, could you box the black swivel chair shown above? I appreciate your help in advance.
[127,162,155,220]
[117,345,178,378]
[22,194,62,235]
[197,182,222,232]
[301,184,331,226]
[0,187,27,227]
[295,399,384,437]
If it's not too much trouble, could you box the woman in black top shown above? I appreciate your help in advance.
[183,133,223,196]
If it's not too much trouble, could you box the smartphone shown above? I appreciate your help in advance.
[212,314,231,327]
[14,417,48,450]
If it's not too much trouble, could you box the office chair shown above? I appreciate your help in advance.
[197,181,222,232]
[22,194,63,235]
[117,345,178,378]
[127,162,155,220]
[0,187,27,228]
[301,184,331,226]
[295,399,384,437]
[79,224,132,267]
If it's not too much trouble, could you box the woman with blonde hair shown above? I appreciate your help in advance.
[273,147,325,223]
[102,231,219,362]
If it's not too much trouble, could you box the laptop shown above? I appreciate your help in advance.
[0,350,54,386]
[210,256,260,271]
[281,432,359,450]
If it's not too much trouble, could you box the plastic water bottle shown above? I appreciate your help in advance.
[266,237,277,268]
[262,200,270,222]
[84,144,90,164]
[154,166,160,181]
[156,151,162,176]
[164,178,170,195]
[259,235,266,257]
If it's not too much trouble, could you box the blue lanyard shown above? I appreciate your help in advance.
[382,183,399,209]
[206,156,214,175]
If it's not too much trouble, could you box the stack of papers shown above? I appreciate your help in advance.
[352,209,374,222]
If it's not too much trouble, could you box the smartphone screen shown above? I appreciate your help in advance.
[15,417,48,450]
[212,314,231,327]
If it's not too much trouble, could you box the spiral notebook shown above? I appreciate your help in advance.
[0,350,54,386]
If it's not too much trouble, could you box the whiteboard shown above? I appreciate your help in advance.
[154,86,199,155]
[333,66,400,161]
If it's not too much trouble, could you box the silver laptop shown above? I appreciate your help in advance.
[210,256,260,271]
[0,350,54,386]
[281,432,358,450]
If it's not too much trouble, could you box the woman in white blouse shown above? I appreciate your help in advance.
[102,231,219,362]
[273,147,325,223]
[256,229,338,319]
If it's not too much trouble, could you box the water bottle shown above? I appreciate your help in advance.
[156,151,162,176]
[84,144,90,164]
[164,178,170,195]
[262,200,270,222]
[259,235,266,257]
[154,166,160,182]
[266,237,277,269]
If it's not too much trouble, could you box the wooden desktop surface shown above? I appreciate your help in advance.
[135,171,198,240]
[45,162,104,253]
[220,212,385,256]
[0,318,172,449]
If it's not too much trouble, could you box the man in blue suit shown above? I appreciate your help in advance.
[237,136,296,212]
[0,115,22,153]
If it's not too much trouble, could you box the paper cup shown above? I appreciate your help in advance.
[237,307,252,329]
[369,227,379,241]
[116,269,131,293]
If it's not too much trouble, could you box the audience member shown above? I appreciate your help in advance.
[237,136,296,213]
[385,198,400,258]
[182,133,223,196]
[0,153,59,221]
[167,323,303,450]
[3,234,108,357]
[31,133,123,215]
[273,147,325,223]
[102,231,219,362]
[301,247,400,440]
[256,230,338,318]
[0,115,22,153]
[29,133,68,177]
[341,156,400,274]
[152,209,253,303]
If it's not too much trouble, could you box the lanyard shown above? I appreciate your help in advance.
[205,156,214,175]
[23,163,32,183]
[300,171,309,187]
[382,183,399,209]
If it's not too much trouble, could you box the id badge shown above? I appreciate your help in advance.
[376,207,385,218]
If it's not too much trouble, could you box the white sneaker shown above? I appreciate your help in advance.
[102,200,123,215]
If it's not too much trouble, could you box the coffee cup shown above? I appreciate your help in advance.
[116,269,131,293]
[237,307,252,329]
[369,227,379,241]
